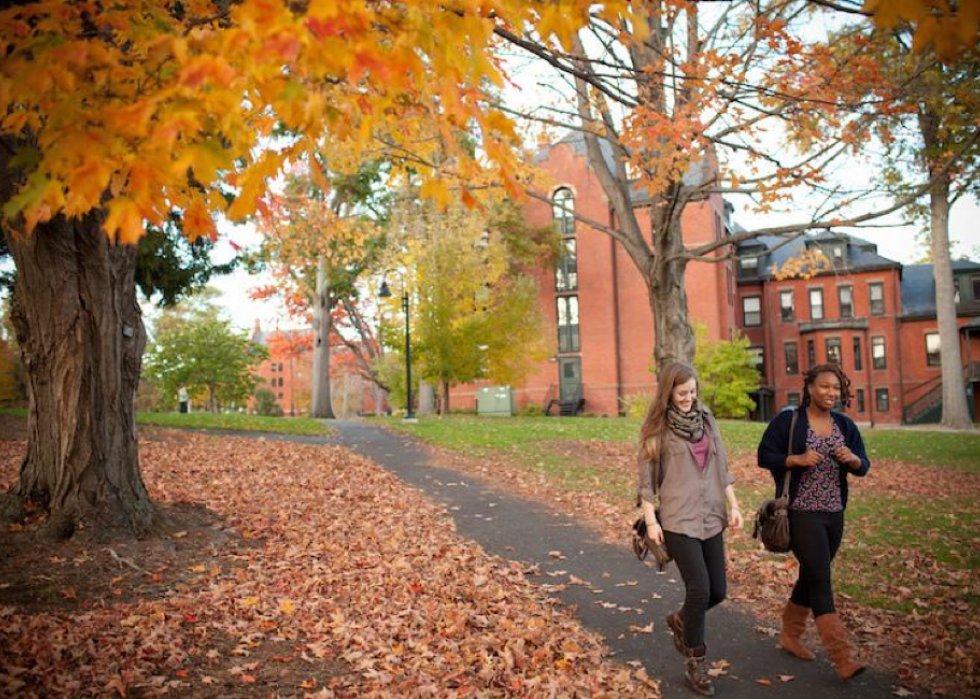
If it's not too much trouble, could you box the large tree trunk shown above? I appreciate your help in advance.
[650,217,696,371]
[311,255,335,419]
[570,33,696,377]
[928,174,973,429]
[919,106,974,431]
[1,211,156,540]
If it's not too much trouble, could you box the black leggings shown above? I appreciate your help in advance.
[663,530,727,649]
[789,510,844,617]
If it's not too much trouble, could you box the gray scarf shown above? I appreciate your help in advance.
[666,401,705,442]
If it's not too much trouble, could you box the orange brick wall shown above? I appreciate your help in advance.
[739,269,907,423]
[451,141,735,416]
[900,317,980,409]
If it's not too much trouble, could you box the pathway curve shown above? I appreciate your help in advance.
[190,421,907,699]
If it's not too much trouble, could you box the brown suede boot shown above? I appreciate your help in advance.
[779,601,815,660]
[815,613,866,681]
[666,610,687,656]
[684,645,715,697]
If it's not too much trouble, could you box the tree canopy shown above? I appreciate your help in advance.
[144,299,267,413]
[388,198,551,412]
[0,0,632,242]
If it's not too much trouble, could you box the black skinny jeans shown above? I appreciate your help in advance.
[789,510,844,617]
[663,530,727,649]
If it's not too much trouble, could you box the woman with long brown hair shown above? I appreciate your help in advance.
[757,363,870,681]
[637,362,743,697]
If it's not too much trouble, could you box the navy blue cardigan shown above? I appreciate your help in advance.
[757,408,871,509]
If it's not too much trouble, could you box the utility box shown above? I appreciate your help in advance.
[476,386,515,417]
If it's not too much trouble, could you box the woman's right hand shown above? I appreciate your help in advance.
[790,450,822,468]
[645,521,664,546]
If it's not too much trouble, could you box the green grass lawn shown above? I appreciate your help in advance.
[137,411,333,436]
[381,414,980,473]
[380,414,980,618]
[1,407,332,437]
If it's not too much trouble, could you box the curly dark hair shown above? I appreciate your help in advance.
[801,363,852,410]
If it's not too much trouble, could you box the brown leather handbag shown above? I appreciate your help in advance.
[752,409,798,554]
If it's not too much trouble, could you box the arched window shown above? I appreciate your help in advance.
[552,188,575,237]
[552,188,577,293]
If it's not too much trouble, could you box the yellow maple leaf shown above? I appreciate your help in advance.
[105,197,143,245]
[182,196,217,242]
[227,150,289,221]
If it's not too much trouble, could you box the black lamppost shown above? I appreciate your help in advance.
[379,280,415,420]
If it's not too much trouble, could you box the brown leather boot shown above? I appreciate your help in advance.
[666,610,687,656]
[684,645,715,696]
[779,601,815,660]
[815,613,866,681]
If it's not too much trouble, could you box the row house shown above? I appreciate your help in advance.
[452,132,978,424]
[735,231,980,424]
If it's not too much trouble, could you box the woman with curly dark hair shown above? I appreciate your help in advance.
[757,363,871,682]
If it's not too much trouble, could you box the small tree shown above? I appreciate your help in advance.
[692,325,759,419]
[253,388,284,417]
[394,199,551,414]
[145,306,267,414]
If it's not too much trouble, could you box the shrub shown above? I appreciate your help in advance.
[620,392,652,419]
[518,403,544,417]
[693,324,758,419]
[254,388,284,417]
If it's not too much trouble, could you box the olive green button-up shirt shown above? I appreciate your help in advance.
[637,415,735,541]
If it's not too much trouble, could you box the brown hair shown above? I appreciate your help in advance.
[801,363,852,409]
[638,362,699,465]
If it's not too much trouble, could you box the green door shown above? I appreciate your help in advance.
[559,357,582,402]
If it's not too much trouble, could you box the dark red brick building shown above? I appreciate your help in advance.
[452,134,980,424]
[734,232,980,424]
[450,134,737,417]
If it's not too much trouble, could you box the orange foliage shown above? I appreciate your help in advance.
[865,0,980,61]
[0,0,633,243]
[771,249,832,281]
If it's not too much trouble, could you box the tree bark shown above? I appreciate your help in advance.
[928,173,974,429]
[651,218,695,372]
[441,379,450,417]
[311,255,336,419]
[417,380,435,415]
[569,31,698,374]
[1,211,156,540]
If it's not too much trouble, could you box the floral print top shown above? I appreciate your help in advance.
[790,422,845,512]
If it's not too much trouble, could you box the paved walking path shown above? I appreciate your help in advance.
[192,421,907,698]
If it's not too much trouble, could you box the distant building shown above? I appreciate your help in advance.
[250,322,383,417]
[735,232,980,424]
[449,133,737,417]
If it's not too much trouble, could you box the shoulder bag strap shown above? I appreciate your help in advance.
[782,409,798,499]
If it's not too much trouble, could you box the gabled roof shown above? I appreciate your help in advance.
[534,131,710,201]
[734,231,900,280]
[901,260,980,317]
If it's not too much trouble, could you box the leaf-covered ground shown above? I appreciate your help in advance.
[0,408,334,437]
[0,426,660,697]
[402,432,980,697]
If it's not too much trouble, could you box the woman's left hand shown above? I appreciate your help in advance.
[833,445,862,469]
[729,506,744,531]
